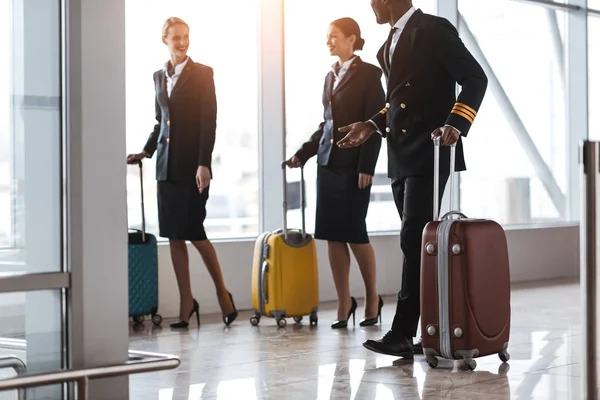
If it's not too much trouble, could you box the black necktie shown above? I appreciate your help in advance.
[384,27,397,71]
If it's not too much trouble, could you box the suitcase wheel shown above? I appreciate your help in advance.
[293,316,303,323]
[133,316,145,325]
[250,314,261,326]
[464,359,477,371]
[277,318,287,328]
[151,314,163,326]
[425,355,438,368]
[499,349,510,363]
[309,313,318,326]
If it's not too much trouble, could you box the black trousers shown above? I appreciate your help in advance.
[390,172,449,338]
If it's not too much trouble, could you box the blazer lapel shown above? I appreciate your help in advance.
[156,71,168,107]
[388,9,422,89]
[376,43,389,79]
[325,71,334,98]
[332,57,362,95]
[169,57,194,99]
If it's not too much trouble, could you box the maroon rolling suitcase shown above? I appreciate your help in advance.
[420,137,511,370]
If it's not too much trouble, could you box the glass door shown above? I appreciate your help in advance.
[0,0,69,398]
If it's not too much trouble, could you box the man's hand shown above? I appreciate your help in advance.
[196,166,211,193]
[126,151,148,165]
[431,126,460,146]
[358,173,373,189]
[337,122,376,148]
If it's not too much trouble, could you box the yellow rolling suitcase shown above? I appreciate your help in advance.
[250,162,319,327]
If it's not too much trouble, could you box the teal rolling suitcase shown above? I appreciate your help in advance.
[128,161,162,326]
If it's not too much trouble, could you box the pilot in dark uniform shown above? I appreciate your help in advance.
[287,18,386,330]
[337,2,488,358]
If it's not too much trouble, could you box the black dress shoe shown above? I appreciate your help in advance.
[363,331,414,359]
[412,341,423,355]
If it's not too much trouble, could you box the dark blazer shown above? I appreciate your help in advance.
[295,57,385,176]
[370,9,488,179]
[143,58,217,181]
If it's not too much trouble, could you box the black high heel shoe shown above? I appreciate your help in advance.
[170,299,200,329]
[359,295,383,327]
[223,292,238,326]
[331,297,358,329]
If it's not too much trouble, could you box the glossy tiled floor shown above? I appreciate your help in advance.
[129,280,582,399]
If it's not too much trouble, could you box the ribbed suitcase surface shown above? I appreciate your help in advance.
[126,161,162,325]
[128,231,159,317]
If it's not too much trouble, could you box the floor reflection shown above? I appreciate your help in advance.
[0,280,583,399]
[126,280,580,399]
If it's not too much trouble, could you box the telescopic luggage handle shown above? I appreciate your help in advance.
[433,136,462,221]
[281,160,306,240]
[136,160,146,242]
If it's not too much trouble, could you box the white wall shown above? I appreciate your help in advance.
[155,224,580,319]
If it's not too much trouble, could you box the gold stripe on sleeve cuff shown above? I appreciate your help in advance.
[453,102,477,118]
[451,109,474,124]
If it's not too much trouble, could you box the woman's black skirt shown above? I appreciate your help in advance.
[314,165,371,244]
[157,180,209,241]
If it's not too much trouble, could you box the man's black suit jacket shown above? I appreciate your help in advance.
[295,56,385,176]
[370,9,488,179]
[143,58,217,181]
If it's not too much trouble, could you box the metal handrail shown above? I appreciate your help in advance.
[0,356,26,400]
[0,350,179,400]
[0,356,26,375]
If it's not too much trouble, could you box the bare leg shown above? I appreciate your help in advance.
[169,239,194,320]
[349,242,378,319]
[328,241,352,321]
[191,239,235,316]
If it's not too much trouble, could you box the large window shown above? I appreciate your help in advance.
[0,0,11,250]
[125,0,260,240]
[1,0,64,275]
[283,0,436,234]
[590,15,600,140]
[457,0,567,225]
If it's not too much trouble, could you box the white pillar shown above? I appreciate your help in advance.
[258,0,286,232]
[67,0,130,398]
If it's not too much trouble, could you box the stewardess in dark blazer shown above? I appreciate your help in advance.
[127,17,238,329]
[337,1,488,358]
[286,17,385,330]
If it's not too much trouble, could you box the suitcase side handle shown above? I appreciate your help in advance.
[433,137,456,221]
[281,160,306,240]
[261,261,269,304]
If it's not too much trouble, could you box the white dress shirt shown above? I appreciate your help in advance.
[164,57,190,97]
[388,6,416,66]
[331,56,357,91]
